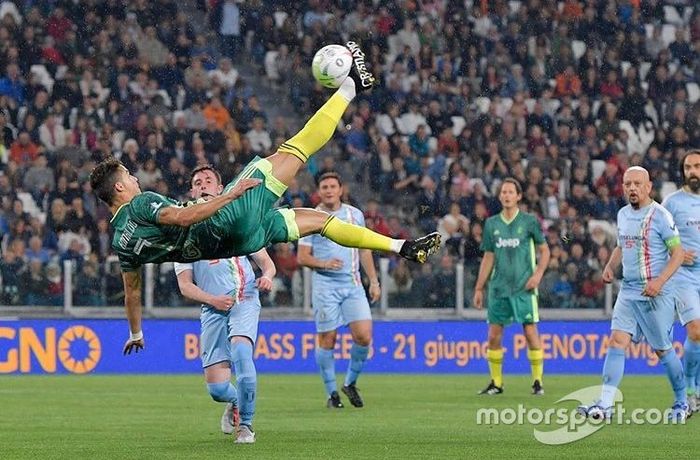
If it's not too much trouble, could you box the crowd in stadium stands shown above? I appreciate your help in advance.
[0,0,699,309]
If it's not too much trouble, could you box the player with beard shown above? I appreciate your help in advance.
[662,149,700,413]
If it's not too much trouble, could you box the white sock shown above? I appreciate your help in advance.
[338,77,357,102]
[391,239,405,253]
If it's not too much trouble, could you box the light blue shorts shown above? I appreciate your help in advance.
[312,285,371,333]
[199,297,261,368]
[674,286,700,326]
[611,294,676,351]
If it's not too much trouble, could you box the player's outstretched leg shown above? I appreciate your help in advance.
[658,348,691,422]
[231,339,257,443]
[268,40,375,187]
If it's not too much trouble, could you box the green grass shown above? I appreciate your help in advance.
[0,374,696,459]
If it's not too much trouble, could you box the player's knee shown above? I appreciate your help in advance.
[236,370,256,386]
[207,381,233,402]
[354,335,371,347]
[687,321,700,341]
[654,347,673,358]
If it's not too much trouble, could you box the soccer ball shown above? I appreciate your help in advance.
[311,44,353,89]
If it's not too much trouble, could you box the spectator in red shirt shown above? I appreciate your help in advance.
[45,7,73,43]
[599,70,624,99]
[9,132,40,166]
[554,65,582,97]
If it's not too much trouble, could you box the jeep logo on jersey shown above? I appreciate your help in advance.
[495,237,520,248]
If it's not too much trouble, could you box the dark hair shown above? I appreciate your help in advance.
[499,177,523,195]
[316,171,343,187]
[189,164,222,187]
[90,158,123,205]
[679,149,700,182]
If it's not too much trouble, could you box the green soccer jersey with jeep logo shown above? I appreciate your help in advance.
[480,210,545,299]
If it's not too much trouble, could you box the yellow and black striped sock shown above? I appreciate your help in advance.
[278,91,350,162]
[486,348,504,387]
[528,348,544,383]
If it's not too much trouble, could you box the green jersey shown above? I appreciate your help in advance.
[111,192,190,271]
[110,158,296,272]
[480,210,545,298]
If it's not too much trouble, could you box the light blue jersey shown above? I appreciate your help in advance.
[663,190,700,283]
[174,257,258,303]
[663,189,700,325]
[174,256,261,366]
[616,202,680,299]
[299,204,365,287]
[299,204,371,333]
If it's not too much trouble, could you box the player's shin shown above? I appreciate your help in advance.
[486,348,504,387]
[207,381,238,404]
[232,342,257,427]
[277,79,356,163]
[315,347,337,396]
[599,347,625,408]
[683,338,700,395]
[345,343,369,387]
[660,349,687,403]
[321,216,403,253]
[527,348,544,383]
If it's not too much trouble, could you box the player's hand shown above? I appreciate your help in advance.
[256,276,273,292]
[368,282,381,303]
[602,266,615,283]
[227,178,261,200]
[473,289,484,310]
[123,337,144,355]
[641,278,664,297]
[524,274,542,291]
[324,258,343,270]
[209,294,235,311]
[683,250,696,266]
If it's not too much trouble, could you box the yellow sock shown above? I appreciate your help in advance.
[528,348,544,383]
[278,91,350,162]
[321,216,396,252]
[486,348,504,387]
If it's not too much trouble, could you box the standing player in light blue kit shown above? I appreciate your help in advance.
[175,165,276,444]
[297,172,381,408]
[579,167,689,421]
[663,149,700,412]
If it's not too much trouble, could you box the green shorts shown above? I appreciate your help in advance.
[487,291,539,325]
[187,158,300,259]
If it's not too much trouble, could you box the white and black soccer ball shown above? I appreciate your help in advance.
[311,44,353,89]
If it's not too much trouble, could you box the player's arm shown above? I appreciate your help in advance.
[157,178,261,227]
[525,243,550,291]
[297,243,343,270]
[642,241,684,297]
[602,246,622,283]
[472,251,495,309]
[360,249,381,302]
[250,248,276,292]
[122,270,144,355]
[175,268,234,311]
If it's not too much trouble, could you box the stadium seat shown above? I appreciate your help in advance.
[571,40,586,60]
[661,24,677,47]
[524,98,536,113]
[621,61,631,76]
[660,181,678,200]
[639,62,652,81]
[508,1,521,15]
[687,83,700,104]
[591,160,606,183]
[663,5,684,26]
[475,97,490,114]
[450,116,466,136]
[30,65,54,93]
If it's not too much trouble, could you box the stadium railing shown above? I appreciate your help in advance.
[0,259,614,321]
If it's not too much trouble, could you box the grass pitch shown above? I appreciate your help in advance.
[0,374,696,459]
